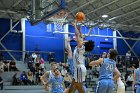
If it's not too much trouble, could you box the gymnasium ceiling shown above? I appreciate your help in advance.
[0,0,140,32]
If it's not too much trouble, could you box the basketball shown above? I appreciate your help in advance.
[76,12,85,22]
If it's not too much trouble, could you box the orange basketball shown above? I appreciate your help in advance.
[76,12,85,22]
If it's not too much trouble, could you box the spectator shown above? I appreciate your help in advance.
[0,76,3,90]
[24,52,30,64]
[27,71,34,85]
[48,52,55,64]
[61,67,67,77]
[0,62,4,73]
[9,61,17,71]
[102,52,107,58]
[40,58,45,71]
[126,51,131,60]
[64,73,72,88]
[126,73,133,87]
[30,64,36,76]
[12,72,18,85]
[36,69,43,85]
[32,52,37,63]
[20,71,28,85]
[126,51,131,69]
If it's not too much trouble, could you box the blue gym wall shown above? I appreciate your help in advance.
[25,21,64,62]
[68,25,113,55]
[0,18,22,60]
[117,31,140,57]
[1,18,140,61]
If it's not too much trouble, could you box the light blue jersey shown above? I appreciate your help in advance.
[48,75,64,93]
[99,58,116,80]
[96,58,116,93]
[135,68,140,84]
[135,68,140,93]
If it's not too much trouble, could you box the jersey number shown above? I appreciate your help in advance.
[106,63,113,71]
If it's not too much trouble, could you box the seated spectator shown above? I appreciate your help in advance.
[30,64,36,76]
[61,67,67,77]
[20,71,28,85]
[9,61,17,71]
[27,56,34,69]
[40,58,45,71]
[12,72,18,85]
[32,52,37,63]
[36,69,43,85]
[64,73,72,88]
[27,71,34,85]
[4,61,9,71]
[0,76,3,90]
[126,73,133,87]
[24,52,30,64]
[0,62,4,72]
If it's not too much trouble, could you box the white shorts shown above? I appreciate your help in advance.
[74,64,86,82]
[117,82,125,93]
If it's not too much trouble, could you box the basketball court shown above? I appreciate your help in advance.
[0,0,140,93]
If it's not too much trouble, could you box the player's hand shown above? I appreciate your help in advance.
[66,37,71,42]
[43,82,47,85]
[72,20,77,26]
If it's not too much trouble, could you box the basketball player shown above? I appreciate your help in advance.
[89,49,121,93]
[46,68,65,93]
[116,77,125,93]
[64,38,86,93]
[132,58,140,93]
[40,62,58,92]
[68,21,94,93]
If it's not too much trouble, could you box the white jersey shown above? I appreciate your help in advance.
[73,45,86,82]
[117,77,125,93]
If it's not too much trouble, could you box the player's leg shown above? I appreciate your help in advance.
[76,82,85,93]
[106,79,115,93]
[136,85,140,93]
[95,80,108,93]
[68,79,76,93]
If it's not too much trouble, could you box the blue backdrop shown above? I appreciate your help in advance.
[0,18,140,61]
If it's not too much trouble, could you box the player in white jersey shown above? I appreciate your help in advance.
[68,21,94,93]
[117,77,125,93]
[40,62,58,92]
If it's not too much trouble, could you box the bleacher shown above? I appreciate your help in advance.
[1,61,134,93]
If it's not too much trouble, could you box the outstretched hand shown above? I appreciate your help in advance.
[72,20,77,26]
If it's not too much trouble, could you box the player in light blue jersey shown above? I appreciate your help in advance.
[133,58,140,93]
[89,49,121,93]
[46,68,65,93]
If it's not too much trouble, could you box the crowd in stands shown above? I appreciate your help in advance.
[0,51,140,92]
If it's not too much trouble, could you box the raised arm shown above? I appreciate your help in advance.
[72,21,83,48]
[89,58,103,66]
[66,38,72,59]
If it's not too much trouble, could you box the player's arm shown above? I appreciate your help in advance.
[72,21,83,48]
[113,67,121,81]
[132,70,136,91]
[66,38,72,58]
[40,71,49,85]
[89,58,103,66]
